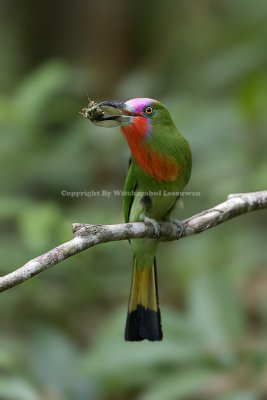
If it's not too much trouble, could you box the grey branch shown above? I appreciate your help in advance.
[1,191,266,293]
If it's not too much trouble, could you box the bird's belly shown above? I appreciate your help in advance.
[128,190,179,263]
[129,190,179,222]
[127,178,184,262]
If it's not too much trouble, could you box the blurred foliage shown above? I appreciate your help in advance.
[0,0,267,399]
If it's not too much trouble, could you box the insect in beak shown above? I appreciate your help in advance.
[80,99,136,127]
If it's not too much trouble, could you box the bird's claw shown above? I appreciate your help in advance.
[142,216,161,239]
[171,219,184,238]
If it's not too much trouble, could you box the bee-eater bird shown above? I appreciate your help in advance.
[89,98,192,341]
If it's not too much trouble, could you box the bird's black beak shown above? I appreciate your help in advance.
[98,100,137,121]
[97,100,127,112]
[96,100,129,124]
[81,99,135,128]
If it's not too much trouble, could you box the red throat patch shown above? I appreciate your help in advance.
[121,117,179,181]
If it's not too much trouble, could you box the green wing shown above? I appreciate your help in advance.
[123,159,137,222]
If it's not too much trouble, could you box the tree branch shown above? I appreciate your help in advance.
[1,191,266,293]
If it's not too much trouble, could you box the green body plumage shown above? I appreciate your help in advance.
[121,99,192,341]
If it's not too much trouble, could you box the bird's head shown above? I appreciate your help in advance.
[95,98,174,136]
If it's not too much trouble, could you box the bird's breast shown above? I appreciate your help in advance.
[121,121,179,181]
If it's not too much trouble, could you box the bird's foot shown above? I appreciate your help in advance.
[167,218,184,238]
[140,214,161,239]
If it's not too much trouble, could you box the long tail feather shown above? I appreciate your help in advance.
[125,257,162,341]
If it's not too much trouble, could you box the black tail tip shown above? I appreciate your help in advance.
[125,305,163,341]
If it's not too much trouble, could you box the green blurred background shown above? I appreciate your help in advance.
[1,0,267,399]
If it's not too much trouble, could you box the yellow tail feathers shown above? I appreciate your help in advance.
[125,257,162,341]
[128,258,158,312]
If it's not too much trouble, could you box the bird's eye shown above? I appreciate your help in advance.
[144,106,154,116]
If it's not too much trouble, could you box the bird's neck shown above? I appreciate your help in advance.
[121,118,179,181]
